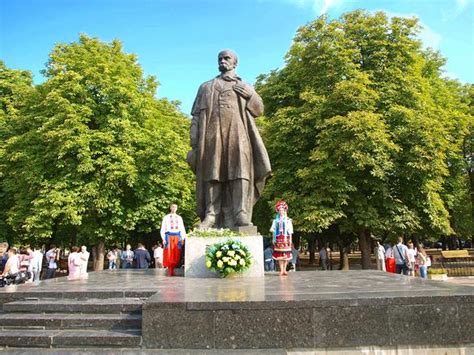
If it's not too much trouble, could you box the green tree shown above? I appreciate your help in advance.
[1,35,195,269]
[0,61,34,245]
[255,11,470,268]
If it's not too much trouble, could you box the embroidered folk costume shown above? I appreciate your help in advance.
[270,200,293,262]
[160,212,186,276]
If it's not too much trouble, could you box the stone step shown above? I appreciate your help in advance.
[3,298,143,314]
[0,313,142,330]
[0,329,142,348]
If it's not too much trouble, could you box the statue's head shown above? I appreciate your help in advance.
[218,49,238,73]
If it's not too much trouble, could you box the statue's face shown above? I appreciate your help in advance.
[218,51,237,73]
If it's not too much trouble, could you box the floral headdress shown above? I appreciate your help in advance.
[275,200,288,212]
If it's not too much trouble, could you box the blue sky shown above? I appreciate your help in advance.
[1,0,473,114]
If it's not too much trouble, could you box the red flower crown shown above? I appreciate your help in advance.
[275,200,288,212]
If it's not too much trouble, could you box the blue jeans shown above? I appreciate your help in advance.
[419,265,427,279]
[264,260,274,271]
[108,261,117,270]
[45,268,55,279]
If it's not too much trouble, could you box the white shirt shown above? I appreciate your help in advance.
[385,247,393,259]
[393,243,409,265]
[6,255,19,275]
[46,249,57,269]
[80,251,89,274]
[160,213,187,240]
[30,250,43,272]
[154,247,163,259]
[407,248,416,262]
[375,245,385,260]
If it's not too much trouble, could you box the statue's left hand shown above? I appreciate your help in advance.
[233,83,253,99]
[186,149,197,174]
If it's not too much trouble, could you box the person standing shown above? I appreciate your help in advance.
[29,246,43,282]
[154,243,164,269]
[393,237,410,275]
[263,245,274,272]
[188,50,271,229]
[270,200,293,276]
[67,246,83,281]
[375,240,386,271]
[161,204,187,276]
[134,243,151,269]
[416,245,429,279]
[290,244,299,272]
[121,244,134,269]
[79,246,89,279]
[319,246,328,271]
[45,245,58,279]
[407,242,416,276]
[107,247,119,270]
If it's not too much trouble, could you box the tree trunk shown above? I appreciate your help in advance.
[359,230,372,270]
[308,234,316,265]
[339,246,350,270]
[92,239,105,271]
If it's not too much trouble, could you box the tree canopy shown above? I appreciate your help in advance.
[0,35,195,247]
[255,11,472,261]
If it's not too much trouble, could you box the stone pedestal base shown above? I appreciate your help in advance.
[184,236,264,278]
[230,225,258,235]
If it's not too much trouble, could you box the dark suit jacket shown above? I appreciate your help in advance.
[134,248,150,269]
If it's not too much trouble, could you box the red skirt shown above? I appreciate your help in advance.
[163,236,181,268]
[273,234,292,261]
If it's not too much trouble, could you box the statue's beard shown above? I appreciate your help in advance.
[219,64,232,73]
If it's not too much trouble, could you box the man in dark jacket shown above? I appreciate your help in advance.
[134,243,151,269]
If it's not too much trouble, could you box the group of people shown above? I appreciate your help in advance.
[0,243,83,286]
[105,203,187,276]
[66,246,90,280]
[375,237,431,278]
[106,243,155,270]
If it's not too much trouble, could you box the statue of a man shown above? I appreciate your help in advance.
[187,50,271,229]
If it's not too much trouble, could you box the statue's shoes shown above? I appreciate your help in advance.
[199,215,216,229]
[235,212,250,226]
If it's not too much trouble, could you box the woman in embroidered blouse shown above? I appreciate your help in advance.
[160,203,187,276]
[270,200,293,276]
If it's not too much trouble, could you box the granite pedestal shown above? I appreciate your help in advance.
[184,235,264,278]
[141,271,474,349]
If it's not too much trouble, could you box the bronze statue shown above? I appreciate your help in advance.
[187,50,271,229]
